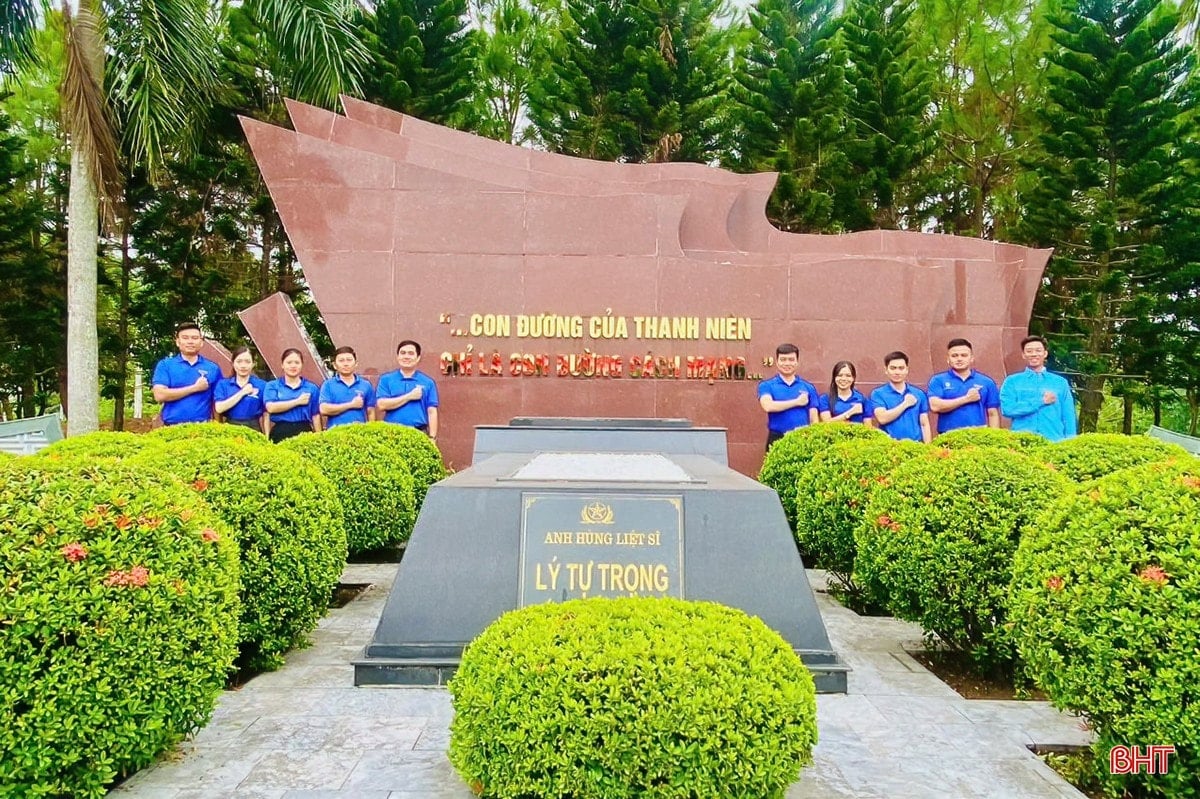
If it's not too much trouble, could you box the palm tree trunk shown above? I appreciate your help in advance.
[66,144,100,435]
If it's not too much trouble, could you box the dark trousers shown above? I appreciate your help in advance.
[226,417,263,433]
[766,430,786,453]
[270,420,310,443]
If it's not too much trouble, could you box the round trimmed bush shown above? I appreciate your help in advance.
[146,421,267,445]
[40,430,152,460]
[282,429,416,553]
[131,438,346,671]
[449,597,817,799]
[325,422,447,508]
[1041,433,1189,482]
[759,423,886,531]
[0,457,239,797]
[855,447,1067,673]
[1010,461,1200,798]
[931,426,1048,452]
[794,438,925,600]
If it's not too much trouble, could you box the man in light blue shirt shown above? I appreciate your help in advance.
[1000,335,1077,442]
[151,321,221,425]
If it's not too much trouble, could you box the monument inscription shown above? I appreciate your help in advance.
[519,493,684,604]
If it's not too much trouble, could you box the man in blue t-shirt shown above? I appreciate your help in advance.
[870,351,932,443]
[757,342,819,451]
[319,346,377,428]
[376,340,439,442]
[151,321,221,425]
[927,338,1000,435]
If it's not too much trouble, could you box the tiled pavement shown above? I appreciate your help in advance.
[110,565,1092,798]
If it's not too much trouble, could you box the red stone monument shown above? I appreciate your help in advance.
[238,99,1050,475]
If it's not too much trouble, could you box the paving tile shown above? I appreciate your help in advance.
[236,749,362,791]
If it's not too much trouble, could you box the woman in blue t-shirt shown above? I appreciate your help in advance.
[214,347,268,434]
[819,361,873,426]
[263,348,322,442]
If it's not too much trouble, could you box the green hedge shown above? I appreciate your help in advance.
[325,422,447,508]
[759,423,885,531]
[40,430,152,460]
[449,597,817,799]
[146,421,267,445]
[1010,460,1200,798]
[131,438,346,671]
[282,430,416,553]
[0,457,240,798]
[793,438,924,601]
[931,426,1048,452]
[855,447,1066,674]
[1041,433,1189,482]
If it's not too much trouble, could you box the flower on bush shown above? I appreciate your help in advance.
[855,447,1067,675]
[105,566,150,588]
[1010,460,1200,797]
[1045,576,1064,592]
[0,456,239,797]
[760,423,885,532]
[131,437,346,672]
[200,528,220,543]
[1138,564,1169,586]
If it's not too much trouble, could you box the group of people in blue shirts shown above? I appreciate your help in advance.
[758,337,1078,449]
[151,323,439,444]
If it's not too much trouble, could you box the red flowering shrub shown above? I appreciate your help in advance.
[39,430,153,460]
[1040,432,1189,482]
[854,447,1065,674]
[793,439,924,606]
[132,437,346,671]
[0,457,239,797]
[323,422,447,509]
[1010,460,1200,797]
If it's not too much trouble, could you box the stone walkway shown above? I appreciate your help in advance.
[110,564,1091,798]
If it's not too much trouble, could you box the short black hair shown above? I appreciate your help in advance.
[175,321,202,335]
[333,346,357,359]
[397,340,422,356]
[947,338,972,351]
[883,351,908,366]
[775,343,799,358]
[1020,335,1049,350]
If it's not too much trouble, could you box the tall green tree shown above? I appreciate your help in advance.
[463,0,551,143]
[0,105,60,419]
[528,0,735,163]
[1018,0,1197,432]
[731,0,848,231]
[356,0,478,125]
[841,0,937,229]
[911,0,1052,238]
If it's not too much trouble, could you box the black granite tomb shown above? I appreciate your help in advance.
[353,418,848,692]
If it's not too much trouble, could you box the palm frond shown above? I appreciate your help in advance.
[1,0,41,73]
[249,0,368,107]
[60,1,122,229]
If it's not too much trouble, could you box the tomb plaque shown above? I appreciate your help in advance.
[519,493,684,604]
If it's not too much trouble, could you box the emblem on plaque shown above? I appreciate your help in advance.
[580,502,615,525]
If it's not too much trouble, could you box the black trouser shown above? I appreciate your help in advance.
[226,417,262,433]
[766,430,787,453]
[270,420,310,443]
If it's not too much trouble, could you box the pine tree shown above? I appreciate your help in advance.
[461,0,551,143]
[357,0,478,125]
[527,0,734,163]
[1018,0,1198,432]
[841,0,937,229]
[731,0,849,232]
